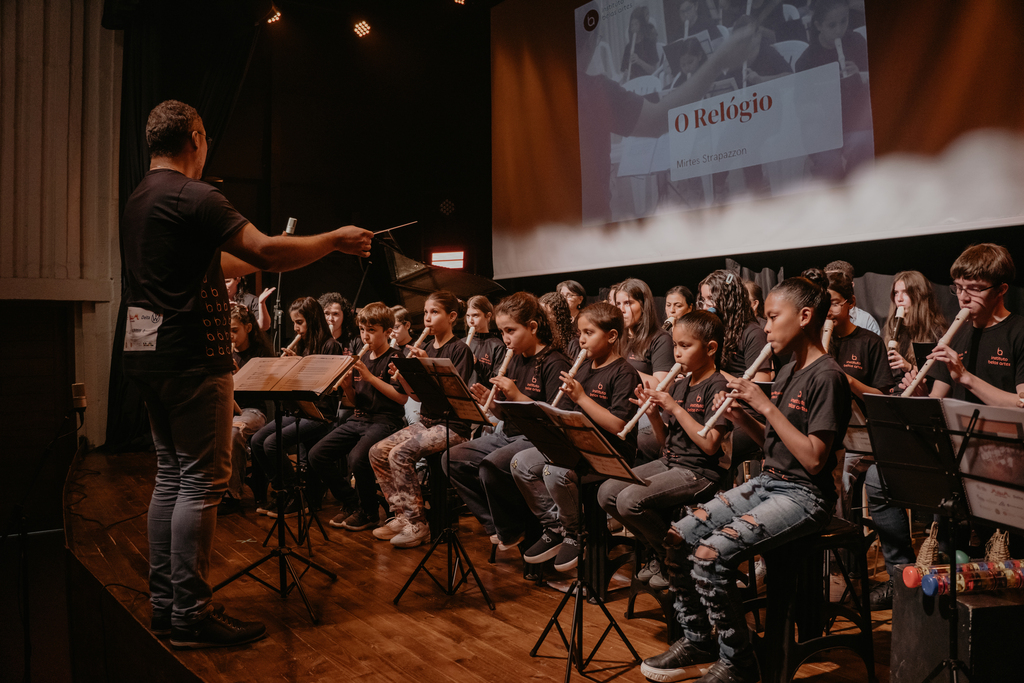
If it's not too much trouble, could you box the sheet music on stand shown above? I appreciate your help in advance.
[942,399,1024,534]
[232,354,355,420]
[497,400,647,485]
[391,357,491,425]
[864,395,1024,533]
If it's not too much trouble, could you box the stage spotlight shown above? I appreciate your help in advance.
[440,199,455,216]
[431,251,465,270]
[354,20,371,37]
[266,3,281,23]
[454,0,466,4]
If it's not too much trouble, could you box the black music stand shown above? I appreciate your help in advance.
[864,395,1024,683]
[499,401,644,683]
[391,356,495,610]
[215,356,354,623]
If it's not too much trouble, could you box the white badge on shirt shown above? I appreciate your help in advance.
[124,306,163,351]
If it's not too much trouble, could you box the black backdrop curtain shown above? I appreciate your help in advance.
[103,0,263,450]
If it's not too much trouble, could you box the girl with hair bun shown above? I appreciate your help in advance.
[641,276,851,683]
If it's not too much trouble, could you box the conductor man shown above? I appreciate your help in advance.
[121,100,372,648]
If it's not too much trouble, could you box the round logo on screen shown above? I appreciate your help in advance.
[583,9,599,32]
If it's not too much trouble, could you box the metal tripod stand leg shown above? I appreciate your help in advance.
[393,413,495,610]
[530,480,640,682]
[213,405,337,623]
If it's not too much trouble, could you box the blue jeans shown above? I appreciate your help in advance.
[671,473,831,665]
[129,370,233,626]
[865,463,914,575]
[308,416,402,516]
[443,431,532,540]
[598,460,717,554]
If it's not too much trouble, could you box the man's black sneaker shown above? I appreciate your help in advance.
[151,613,172,638]
[640,638,719,682]
[553,532,580,572]
[694,658,760,683]
[169,604,266,649]
[524,528,564,563]
[869,578,894,611]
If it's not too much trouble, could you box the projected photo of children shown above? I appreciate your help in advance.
[575,0,875,225]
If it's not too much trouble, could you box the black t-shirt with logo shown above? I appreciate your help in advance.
[661,372,731,484]
[122,169,249,374]
[418,336,474,435]
[574,356,642,457]
[932,313,1024,403]
[762,355,851,505]
[498,347,571,437]
[626,329,676,377]
[352,346,406,420]
[469,331,507,387]
[832,325,896,401]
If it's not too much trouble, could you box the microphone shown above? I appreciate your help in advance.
[285,217,297,235]
[72,383,87,414]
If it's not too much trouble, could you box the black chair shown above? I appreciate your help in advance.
[750,517,877,683]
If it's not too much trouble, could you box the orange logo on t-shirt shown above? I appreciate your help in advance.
[988,346,1011,368]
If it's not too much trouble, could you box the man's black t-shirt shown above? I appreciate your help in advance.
[353,347,405,419]
[795,32,872,134]
[498,348,571,437]
[122,169,248,374]
[574,357,641,456]
[722,321,772,378]
[626,329,676,377]
[662,372,731,484]
[932,313,1024,403]
[762,355,851,505]
[832,325,895,399]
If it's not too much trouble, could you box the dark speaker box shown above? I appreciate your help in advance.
[891,567,1024,682]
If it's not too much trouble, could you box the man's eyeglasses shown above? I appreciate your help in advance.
[949,283,996,297]
[696,298,714,310]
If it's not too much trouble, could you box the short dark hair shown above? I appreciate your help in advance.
[578,302,623,338]
[823,260,854,279]
[950,243,1016,285]
[357,301,395,330]
[676,310,725,368]
[146,100,200,158]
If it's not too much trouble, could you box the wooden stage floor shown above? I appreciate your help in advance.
[65,450,892,682]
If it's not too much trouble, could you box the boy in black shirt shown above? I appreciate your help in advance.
[308,303,407,532]
[871,244,1024,608]
[598,311,730,592]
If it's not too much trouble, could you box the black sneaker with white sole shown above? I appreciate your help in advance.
[524,528,564,564]
[553,532,580,572]
[169,604,267,649]
[640,637,719,682]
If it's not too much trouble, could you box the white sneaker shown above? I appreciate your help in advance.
[372,515,408,540]
[391,521,430,548]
